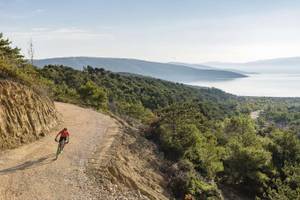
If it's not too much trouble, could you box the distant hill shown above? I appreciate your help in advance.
[204,57,300,74]
[170,62,257,75]
[34,57,246,82]
[168,62,216,70]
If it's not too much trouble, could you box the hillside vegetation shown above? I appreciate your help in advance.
[1,33,300,199]
[38,64,300,199]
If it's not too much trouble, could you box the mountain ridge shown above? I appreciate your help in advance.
[203,56,300,73]
[34,57,247,82]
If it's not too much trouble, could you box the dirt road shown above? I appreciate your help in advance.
[0,102,119,200]
[250,110,262,120]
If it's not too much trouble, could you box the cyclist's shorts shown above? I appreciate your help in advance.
[59,137,67,143]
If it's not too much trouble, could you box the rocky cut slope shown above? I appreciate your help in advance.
[0,80,58,150]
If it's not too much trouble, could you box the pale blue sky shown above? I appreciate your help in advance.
[1,0,300,62]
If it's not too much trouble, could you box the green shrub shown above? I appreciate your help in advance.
[224,131,272,193]
[79,80,108,111]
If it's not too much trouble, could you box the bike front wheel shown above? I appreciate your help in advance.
[55,142,64,159]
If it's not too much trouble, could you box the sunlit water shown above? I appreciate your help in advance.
[188,74,300,97]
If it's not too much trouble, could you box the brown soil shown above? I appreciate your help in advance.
[87,122,171,200]
[0,102,119,200]
[0,80,58,150]
[0,102,171,200]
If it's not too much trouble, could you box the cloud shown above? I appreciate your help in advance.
[5,27,116,59]
[8,27,114,41]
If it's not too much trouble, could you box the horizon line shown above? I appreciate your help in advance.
[33,55,300,64]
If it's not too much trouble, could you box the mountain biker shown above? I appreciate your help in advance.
[55,128,70,149]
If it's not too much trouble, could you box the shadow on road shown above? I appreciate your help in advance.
[0,153,55,175]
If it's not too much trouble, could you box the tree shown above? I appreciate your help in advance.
[263,178,300,200]
[224,132,272,193]
[268,130,300,169]
[79,80,108,110]
[223,115,256,136]
[116,101,154,123]
[0,33,24,62]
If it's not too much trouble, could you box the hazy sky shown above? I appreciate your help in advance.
[1,0,300,62]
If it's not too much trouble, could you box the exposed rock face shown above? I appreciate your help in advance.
[0,80,58,150]
[87,122,171,200]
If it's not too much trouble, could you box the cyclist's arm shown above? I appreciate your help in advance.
[55,131,61,141]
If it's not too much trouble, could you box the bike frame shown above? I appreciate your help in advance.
[55,139,66,159]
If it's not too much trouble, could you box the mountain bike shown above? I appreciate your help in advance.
[55,138,67,160]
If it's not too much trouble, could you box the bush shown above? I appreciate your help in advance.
[116,101,155,123]
[268,130,300,169]
[169,159,221,200]
[79,80,108,111]
[223,131,272,194]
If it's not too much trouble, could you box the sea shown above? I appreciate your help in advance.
[188,73,300,97]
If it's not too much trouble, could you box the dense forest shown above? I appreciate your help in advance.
[1,34,300,199]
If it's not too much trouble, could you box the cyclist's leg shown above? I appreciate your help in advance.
[55,143,61,159]
[60,138,66,152]
[56,137,64,157]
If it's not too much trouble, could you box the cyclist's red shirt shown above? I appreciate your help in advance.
[57,130,70,138]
